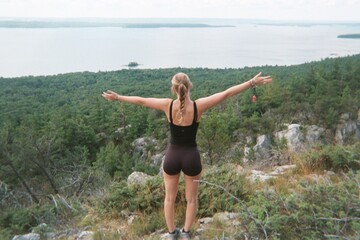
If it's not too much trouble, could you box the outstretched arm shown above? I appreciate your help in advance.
[102,90,171,112]
[196,72,272,114]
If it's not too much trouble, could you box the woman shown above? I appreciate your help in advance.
[102,72,272,239]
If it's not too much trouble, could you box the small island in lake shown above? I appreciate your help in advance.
[337,34,360,39]
[127,62,139,68]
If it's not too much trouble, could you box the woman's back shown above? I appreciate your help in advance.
[168,99,198,126]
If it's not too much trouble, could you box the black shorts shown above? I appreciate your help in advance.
[163,144,202,176]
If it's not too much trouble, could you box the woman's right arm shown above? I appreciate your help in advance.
[102,90,171,112]
[196,72,272,114]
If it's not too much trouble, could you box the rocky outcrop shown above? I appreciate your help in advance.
[335,112,360,145]
[253,135,272,160]
[151,153,165,166]
[12,233,40,240]
[305,125,325,147]
[246,164,297,183]
[127,171,153,185]
[275,124,305,152]
[132,137,159,162]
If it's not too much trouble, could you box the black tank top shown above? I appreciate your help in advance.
[169,100,199,147]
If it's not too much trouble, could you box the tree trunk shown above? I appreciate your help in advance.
[8,161,40,204]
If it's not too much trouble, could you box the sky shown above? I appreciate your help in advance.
[0,0,360,22]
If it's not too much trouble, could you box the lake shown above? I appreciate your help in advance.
[0,21,359,78]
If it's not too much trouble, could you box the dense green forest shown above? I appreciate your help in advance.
[1,54,360,239]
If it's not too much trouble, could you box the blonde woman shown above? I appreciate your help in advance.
[102,72,272,239]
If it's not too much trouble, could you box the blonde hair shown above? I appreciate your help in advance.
[171,72,192,123]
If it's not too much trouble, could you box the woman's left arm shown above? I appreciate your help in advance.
[102,90,171,111]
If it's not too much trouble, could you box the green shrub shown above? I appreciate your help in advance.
[197,164,252,217]
[303,143,360,172]
[238,171,360,239]
[0,204,56,237]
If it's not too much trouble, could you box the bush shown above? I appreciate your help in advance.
[0,204,56,237]
[303,143,360,172]
[238,171,360,239]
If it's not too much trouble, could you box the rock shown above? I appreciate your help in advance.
[242,146,251,163]
[128,215,136,225]
[335,112,360,145]
[127,171,153,185]
[275,124,305,152]
[305,125,325,147]
[214,212,240,222]
[132,137,159,162]
[253,135,272,160]
[12,233,40,240]
[151,153,164,166]
[77,231,93,240]
[247,170,275,182]
[269,164,296,175]
[199,217,213,225]
[246,136,254,145]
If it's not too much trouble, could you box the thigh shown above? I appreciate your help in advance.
[184,173,201,201]
[163,171,180,200]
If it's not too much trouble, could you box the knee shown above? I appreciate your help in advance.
[165,195,177,204]
[185,196,198,205]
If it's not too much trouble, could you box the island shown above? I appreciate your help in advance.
[337,34,360,39]
[0,21,233,28]
[122,23,233,28]
[127,62,139,68]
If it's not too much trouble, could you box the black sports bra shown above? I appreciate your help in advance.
[169,100,199,147]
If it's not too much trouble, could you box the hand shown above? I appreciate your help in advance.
[251,72,273,86]
[102,90,119,101]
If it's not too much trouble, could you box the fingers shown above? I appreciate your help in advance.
[254,72,262,78]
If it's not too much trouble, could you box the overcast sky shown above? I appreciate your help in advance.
[0,0,360,21]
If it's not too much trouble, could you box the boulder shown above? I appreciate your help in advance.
[275,124,304,152]
[132,137,159,162]
[77,231,94,240]
[335,111,360,144]
[269,164,296,175]
[305,125,325,147]
[151,153,164,166]
[127,171,153,185]
[247,170,275,182]
[253,135,272,160]
[12,233,40,240]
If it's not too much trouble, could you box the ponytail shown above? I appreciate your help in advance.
[178,84,187,123]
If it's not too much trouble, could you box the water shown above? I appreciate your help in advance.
[0,23,359,78]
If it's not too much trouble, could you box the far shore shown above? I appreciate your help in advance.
[338,34,360,39]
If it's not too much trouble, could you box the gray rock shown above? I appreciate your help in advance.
[214,212,240,222]
[77,231,93,240]
[253,135,272,160]
[199,217,213,225]
[242,146,251,163]
[269,164,296,175]
[247,170,275,182]
[305,125,325,147]
[275,124,305,152]
[151,153,164,166]
[12,233,40,240]
[127,171,153,185]
[335,110,360,144]
[132,137,159,162]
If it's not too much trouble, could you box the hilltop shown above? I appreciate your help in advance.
[1,54,360,239]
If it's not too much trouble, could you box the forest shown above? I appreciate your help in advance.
[0,54,360,239]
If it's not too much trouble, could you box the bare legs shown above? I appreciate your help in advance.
[163,171,201,233]
[183,173,201,232]
[164,171,180,232]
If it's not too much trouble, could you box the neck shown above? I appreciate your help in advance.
[177,94,191,103]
